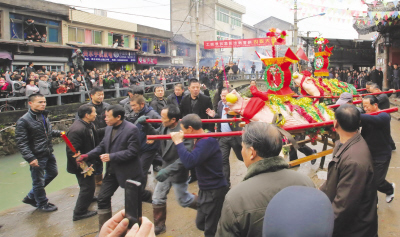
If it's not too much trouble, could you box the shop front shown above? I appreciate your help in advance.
[81,48,137,71]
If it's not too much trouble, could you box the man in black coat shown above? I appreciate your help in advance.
[149,85,167,115]
[15,94,62,212]
[79,105,143,230]
[79,86,110,198]
[180,79,214,183]
[66,104,100,221]
[166,83,185,107]
[231,62,239,74]
[206,88,243,187]
[378,67,383,90]
[369,66,379,86]
[180,79,214,132]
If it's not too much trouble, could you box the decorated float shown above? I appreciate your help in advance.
[145,29,399,169]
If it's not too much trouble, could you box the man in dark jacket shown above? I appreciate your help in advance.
[378,67,383,89]
[166,83,184,107]
[387,62,393,88]
[171,114,229,237]
[150,85,167,115]
[16,94,62,212]
[79,105,143,230]
[369,83,391,109]
[215,122,314,237]
[231,62,239,74]
[320,104,377,237]
[79,86,110,198]
[362,95,395,203]
[137,105,196,235]
[206,88,243,187]
[128,94,160,202]
[393,64,400,97]
[369,66,379,87]
[180,79,215,183]
[66,104,100,221]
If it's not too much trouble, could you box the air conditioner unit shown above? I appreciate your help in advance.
[172,49,177,56]
[220,48,224,52]
[16,45,34,54]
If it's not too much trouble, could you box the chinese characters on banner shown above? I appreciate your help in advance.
[204,38,286,49]
[137,56,158,65]
[81,49,137,62]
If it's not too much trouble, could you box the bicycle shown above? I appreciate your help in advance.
[0,92,16,112]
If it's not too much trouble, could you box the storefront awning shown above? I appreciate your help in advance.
[14,55,69,63]
[0,51,12,60]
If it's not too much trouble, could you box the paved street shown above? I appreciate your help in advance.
[0,119,399,237]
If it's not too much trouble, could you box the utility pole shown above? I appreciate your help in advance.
[293,0,298,72]
[195,0,200,80]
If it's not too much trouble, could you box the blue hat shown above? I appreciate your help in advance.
[263,186,334,237]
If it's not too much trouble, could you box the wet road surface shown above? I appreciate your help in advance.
[0,119,399,236]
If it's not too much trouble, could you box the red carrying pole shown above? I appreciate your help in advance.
[146,117,243,124]
[146,108,398,140]
[357,88,367,92]
[292,89,400,99]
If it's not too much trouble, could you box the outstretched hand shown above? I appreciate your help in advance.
[170,131,184,145]
[206,108,215,118]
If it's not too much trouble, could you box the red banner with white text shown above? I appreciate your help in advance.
[204,38,286,49]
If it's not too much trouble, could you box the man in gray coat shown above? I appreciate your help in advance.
[320,104,377,237]
[215,122,315,237]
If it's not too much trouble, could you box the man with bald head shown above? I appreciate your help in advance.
[215,122,314,237]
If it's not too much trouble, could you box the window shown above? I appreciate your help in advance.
[135,37,148,52]
[217,31,229,41]
[154,40,166,54]
[85,29,92,44]
[230,34,241,39]
[68,27,84,43]
[217,7,229,23]
[123,35,129,48]
[108,33,113,46]
[10,13,60,43]
[177,45,189,57]
[231,12,241,27]
[94,31,102,45]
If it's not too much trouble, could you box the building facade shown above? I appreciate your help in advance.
[171,0,246,64]
[0,0,73,72]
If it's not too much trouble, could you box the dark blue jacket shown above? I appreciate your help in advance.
[133,105,160,153]
[176,137,227,190]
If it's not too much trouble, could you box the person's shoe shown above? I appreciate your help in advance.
[37,203,58,212]
[73,211,98,221]
[311,149,318,165]
[153,204,167,235]
[153,166,162,172]
[188,175,197,184]
[386,183,395,203]
[48,202,56,207]
[22,196,37,207]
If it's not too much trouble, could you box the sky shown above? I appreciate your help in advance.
[45,0,368,40]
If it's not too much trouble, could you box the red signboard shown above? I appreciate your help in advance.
[137,56,158,65]
[204,38,286,49]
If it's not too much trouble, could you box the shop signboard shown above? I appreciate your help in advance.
[81,49,137,62]
[137,56,158,65]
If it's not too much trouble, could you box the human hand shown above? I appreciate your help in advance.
[206,108,215,118]
[126,217,155,237]
[146,140,154,144]
[29,159,39,167]
[170,131,184,145]
[155,169,170,182]
[136,116,149,125]
[100,154,110,162]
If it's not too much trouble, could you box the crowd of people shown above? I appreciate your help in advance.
[8,59,396,237]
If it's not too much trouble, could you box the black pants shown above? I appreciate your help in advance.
[373,159,394,195]
[140,150,157,189]
[196,186,229,237]
[74,172,95,215]
[151,152,163,167]
[98,172,145,210]
[219,137,243,187]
